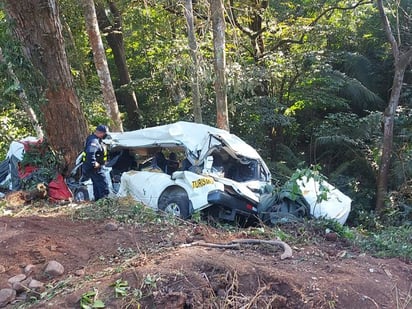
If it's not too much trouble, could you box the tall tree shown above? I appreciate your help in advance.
[375,0,412,211]
[210,0,229,131]
[184,0,203,123]
[82,0,123,132]
[2,0,88,172]
[95,1,141,130]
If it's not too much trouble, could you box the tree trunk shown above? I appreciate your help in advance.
[95,1,141,130]
[247,0,267,61]
[0,47,44,139]
[376,69,406,211]
[82,0,123,132]
[375,0,412,211]
[210,0,229,131]
[3,0,88,173]
[184,0,203,123]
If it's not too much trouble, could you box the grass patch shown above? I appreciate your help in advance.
[72,196,162,223]
[355,225,412,261]
[307,218,356,240]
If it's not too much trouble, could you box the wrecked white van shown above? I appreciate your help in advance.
[70,121,351,224]
[105,121,272,221]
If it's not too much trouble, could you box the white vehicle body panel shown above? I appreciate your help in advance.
[297,176,352,225]
[117,170,224,211]
[207,174,260,204]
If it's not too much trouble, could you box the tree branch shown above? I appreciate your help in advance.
[180,238,293,260]
[269,0,373,52]
[377,0,399,61]
[309,0,373,27]
[227,0,267,39]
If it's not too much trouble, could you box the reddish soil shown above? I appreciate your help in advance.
[0,200,411,309]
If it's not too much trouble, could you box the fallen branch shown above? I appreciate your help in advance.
[180,238,293,260]
[185,242,241,249]
[231,239,293,260]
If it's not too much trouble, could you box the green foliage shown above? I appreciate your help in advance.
[111,279,129,298]
[229,95,295,158]
[311,218,355,240]
[287,72,351,117]
[0,10,46,106]
[0,107,33,160]
[315,111,381,151]
[115,273,160,308]
[389,107,412,189]
[284,165,329,203]
[379,199,412,227]
[334,52,388,101]
[78,91,112,131]
[309,111,381,215]
[336,73,385,114]
[356,225,412,261]
[117,2,198,127]
[18,140,63,190]
[190,210,202,223]
[143,274,159,289]
[80,289,105,309]
[20,141,58,168]
[19,168,55,191]
[348,194,412,232]
[269,160,298,186]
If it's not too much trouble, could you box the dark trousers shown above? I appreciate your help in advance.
[83,167,109,201]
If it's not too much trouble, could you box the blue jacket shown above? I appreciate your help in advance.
[82,134,106,171]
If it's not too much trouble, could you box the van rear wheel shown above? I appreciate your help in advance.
[74,186,90,202]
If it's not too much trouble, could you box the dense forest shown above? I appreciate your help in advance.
[0,0,411,229]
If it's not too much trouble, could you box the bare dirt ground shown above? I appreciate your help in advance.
[0,199,411,309]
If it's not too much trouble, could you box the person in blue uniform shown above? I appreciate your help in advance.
[82,125,109,201]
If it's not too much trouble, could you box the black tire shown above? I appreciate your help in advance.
[260,198,308,225]
[259,201,286,224]
[74,186,90,202]
[158,188,190,219]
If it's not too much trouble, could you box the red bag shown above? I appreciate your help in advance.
[48,174,73,201]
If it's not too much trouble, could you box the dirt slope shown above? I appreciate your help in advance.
[0,204,411,309]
